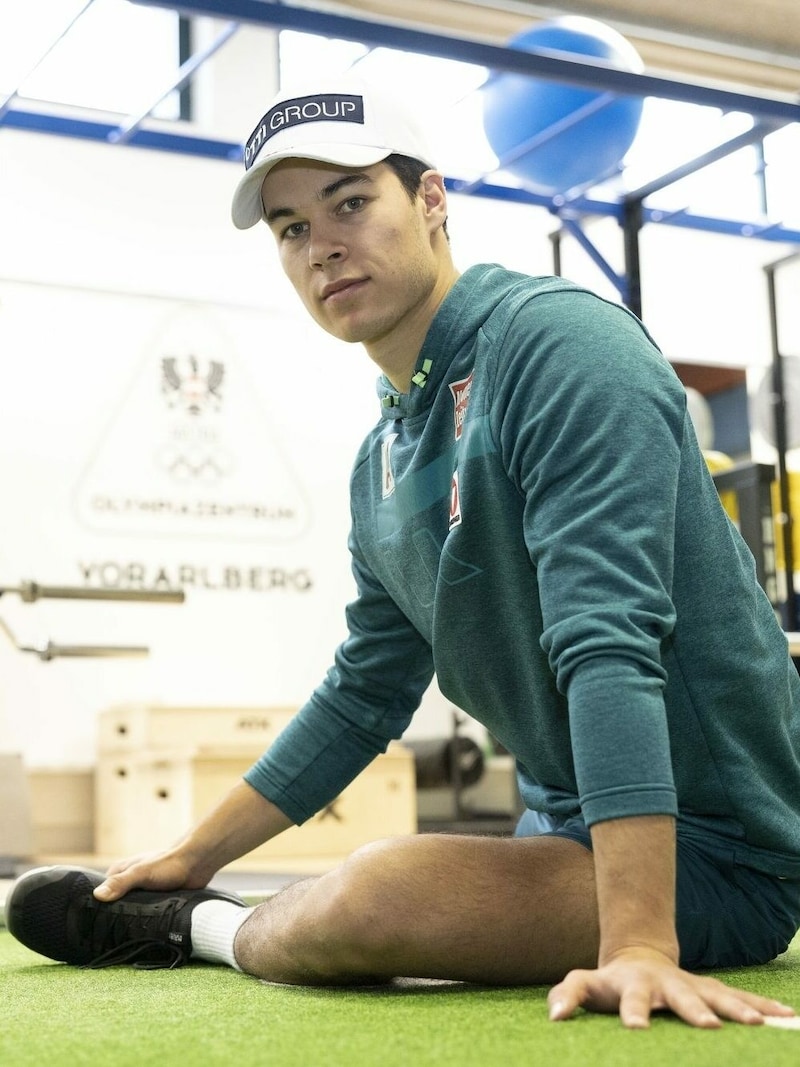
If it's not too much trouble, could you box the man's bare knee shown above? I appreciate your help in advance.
[238,838,406,983]
[310,837,410,973]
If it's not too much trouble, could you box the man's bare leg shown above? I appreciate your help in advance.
[234,833,599,985]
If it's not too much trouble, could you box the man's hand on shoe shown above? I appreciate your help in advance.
[94,849,210,902]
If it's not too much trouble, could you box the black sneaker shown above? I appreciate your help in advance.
[6,865,246,969]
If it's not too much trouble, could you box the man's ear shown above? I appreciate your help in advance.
[419,170,448,231]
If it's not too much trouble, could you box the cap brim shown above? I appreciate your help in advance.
[231,144,393,230]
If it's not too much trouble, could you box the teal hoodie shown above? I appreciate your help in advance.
[246,264,800,876]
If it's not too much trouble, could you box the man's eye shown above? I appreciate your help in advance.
[283,222,307,239]
[341,197,366,213]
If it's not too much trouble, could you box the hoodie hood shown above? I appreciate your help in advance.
[376,264,524,422]
[375,264,583,421]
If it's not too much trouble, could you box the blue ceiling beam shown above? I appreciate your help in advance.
[3,107,242,162]
[445,176,623,219]
[444,177,800,245]
[131,0,800,124]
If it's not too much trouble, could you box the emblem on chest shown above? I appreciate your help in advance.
[448,372,474,441]
[380,432,399,499]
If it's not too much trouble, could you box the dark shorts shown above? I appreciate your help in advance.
[515,811,800,970]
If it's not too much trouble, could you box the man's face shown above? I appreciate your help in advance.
[260,159,444,353]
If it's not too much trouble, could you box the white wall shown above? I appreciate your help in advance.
[1,26,797,770]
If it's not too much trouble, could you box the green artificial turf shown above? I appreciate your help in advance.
[2,931,800,1067]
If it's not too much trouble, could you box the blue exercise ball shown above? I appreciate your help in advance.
[481,17,644,194]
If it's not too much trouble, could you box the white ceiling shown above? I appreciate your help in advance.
[336,0,800,94]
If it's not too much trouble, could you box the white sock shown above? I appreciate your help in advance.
[190,900,254,970]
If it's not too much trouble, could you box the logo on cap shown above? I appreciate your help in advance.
[244,94,365,171]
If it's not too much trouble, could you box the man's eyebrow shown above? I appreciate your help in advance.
[264,172,373,225]
[319,172,373,200]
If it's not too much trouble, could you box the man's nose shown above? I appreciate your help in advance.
[309,226,346,268]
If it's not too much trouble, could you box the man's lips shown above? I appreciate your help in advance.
[320,278,367,301]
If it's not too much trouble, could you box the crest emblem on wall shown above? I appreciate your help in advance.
[161,356,225,416]
[72,306,310,541]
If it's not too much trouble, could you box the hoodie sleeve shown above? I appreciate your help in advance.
[492,288,683,826]
[244,533,434,824]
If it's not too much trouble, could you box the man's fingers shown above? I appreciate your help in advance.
[548,969,616,1020]
[550,960,797,1030]
[95,857,154,900]
[93,871,133,901]
[547,972,582,1020]
[718,985,795,1020]
[550,969,655,1028]
[751,997,795,1018]
[682,980,795,1026]
[93,852,199,902]
[648,979,722,1029]
[617,986,658,1029]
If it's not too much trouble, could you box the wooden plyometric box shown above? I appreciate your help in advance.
[0,753,33,861]
[27,767,95,855]
[98,704,297,755]
[95,745,416,864]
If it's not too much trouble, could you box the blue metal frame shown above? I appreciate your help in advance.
[3,107,243,161]
[447,176,800,244]
[2,0,799,303]
[129,1,800,124]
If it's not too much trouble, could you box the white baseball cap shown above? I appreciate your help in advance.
[231,76,438,230]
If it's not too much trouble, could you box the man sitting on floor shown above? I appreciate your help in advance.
[8,76,800,1030]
